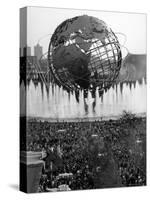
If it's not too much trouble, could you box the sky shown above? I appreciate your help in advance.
[21,6,147,55]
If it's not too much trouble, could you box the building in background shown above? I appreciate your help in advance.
[34,44,43,60]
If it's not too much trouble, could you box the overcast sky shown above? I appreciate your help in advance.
[23,6,146,55]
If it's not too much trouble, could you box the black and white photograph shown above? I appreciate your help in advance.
[20,6,146,193]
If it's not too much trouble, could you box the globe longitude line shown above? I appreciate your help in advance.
[107,34,117,81]
[103,38,114,81]
[111,31,122,68]
[94,41,105,86]
[107,32,121,82]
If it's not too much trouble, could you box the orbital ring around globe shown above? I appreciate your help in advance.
[47,15,123,94]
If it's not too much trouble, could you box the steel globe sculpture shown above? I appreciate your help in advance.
[48,15,122,96]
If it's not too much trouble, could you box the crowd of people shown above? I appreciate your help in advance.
[21,114,146,191]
